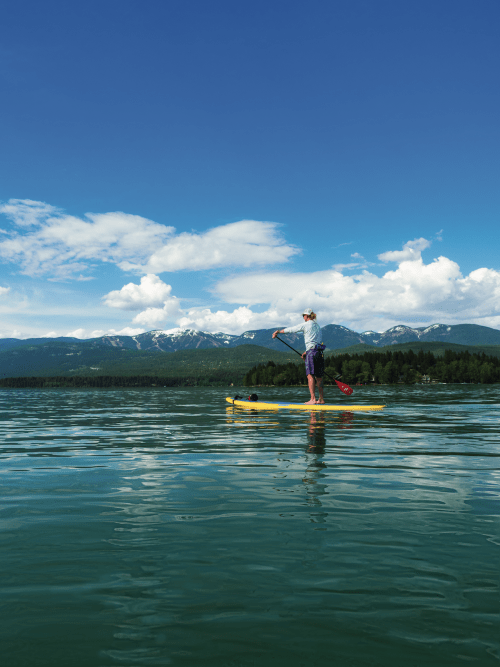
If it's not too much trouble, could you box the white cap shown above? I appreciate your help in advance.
[302,308,313,316]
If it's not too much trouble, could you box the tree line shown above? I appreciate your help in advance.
[0,373,238,388]
[2,348,500,388]
[243,348,500,386]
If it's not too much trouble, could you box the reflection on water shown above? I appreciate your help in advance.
[1,385,499,666]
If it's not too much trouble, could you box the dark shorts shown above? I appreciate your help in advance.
[305,347,324,377]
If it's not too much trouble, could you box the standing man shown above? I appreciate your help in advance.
[273,309,325,405]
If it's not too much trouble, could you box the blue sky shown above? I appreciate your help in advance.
[1,0,499,338]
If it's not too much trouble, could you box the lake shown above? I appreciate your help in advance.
[1,385,499,666]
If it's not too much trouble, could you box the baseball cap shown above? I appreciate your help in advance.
[302,308,313,316]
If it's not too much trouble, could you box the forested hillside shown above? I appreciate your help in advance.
[2,340,500,388]
[0,345,297,386]
[244,348,500,386]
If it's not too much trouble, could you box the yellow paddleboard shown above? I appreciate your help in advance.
[226,397,385,411]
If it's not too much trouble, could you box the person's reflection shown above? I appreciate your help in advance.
[305,409,354,451]
[306,410,326,452]
[303,411,328,523]
[302,410,356,523]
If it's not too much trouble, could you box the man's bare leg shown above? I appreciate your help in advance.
[304,374,317,404]
[316,376,325,403]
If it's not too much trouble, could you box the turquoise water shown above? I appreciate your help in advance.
[1,385,499,666]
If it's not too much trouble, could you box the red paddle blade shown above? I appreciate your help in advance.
[335,379,353,396]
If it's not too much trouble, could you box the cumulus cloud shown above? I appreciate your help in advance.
[176,239,500,333]
[132,303,182,327]
[177,306,277,333]
[103,274,182,327]
[65,328,88,338]
[95,237,500,335]
[3,206,500,339]
[0,200,298,279]
[103,274,175,310]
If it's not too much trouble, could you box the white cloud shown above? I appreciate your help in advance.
[3,206,500,340]
[66,328,87,338]
[333,262,363,272]
[378,237,431,263]
[0,199,60,227]
[0,328,25,339]
[140,220,299,273]
[175,238,500,333]
[0,200,298,279]
[132,301,182,327]
[0,199,174,279]
[0,200,174,280]
[103,274,175,310]
[177,306,278,333]
[103,274,182,327]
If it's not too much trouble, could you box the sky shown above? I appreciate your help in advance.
[1,0,499,339]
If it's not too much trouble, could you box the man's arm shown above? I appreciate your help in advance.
[273,322,305,338]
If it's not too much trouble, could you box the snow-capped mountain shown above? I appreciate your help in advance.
[2,323,500,357]
[359,323,500,346]
[90,329,238,353]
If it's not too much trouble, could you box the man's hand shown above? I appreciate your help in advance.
[272,330,281,339]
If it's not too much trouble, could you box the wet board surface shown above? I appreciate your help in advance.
[226,397,385,411]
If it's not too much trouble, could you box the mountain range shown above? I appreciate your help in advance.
[1,322,500,379]
[0,324,500,353]
[2,323,500,356]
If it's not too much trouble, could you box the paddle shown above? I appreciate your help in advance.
[275,335,354,396]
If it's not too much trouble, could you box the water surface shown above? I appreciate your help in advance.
[1,385,499,666]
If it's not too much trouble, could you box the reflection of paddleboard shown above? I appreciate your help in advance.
[226,397,385,411]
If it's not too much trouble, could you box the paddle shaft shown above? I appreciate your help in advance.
[275,335,353,395]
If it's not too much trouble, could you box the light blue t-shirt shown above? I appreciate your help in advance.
[283,320,322,351]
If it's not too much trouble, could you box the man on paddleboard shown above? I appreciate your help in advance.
[272,309,325,404]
